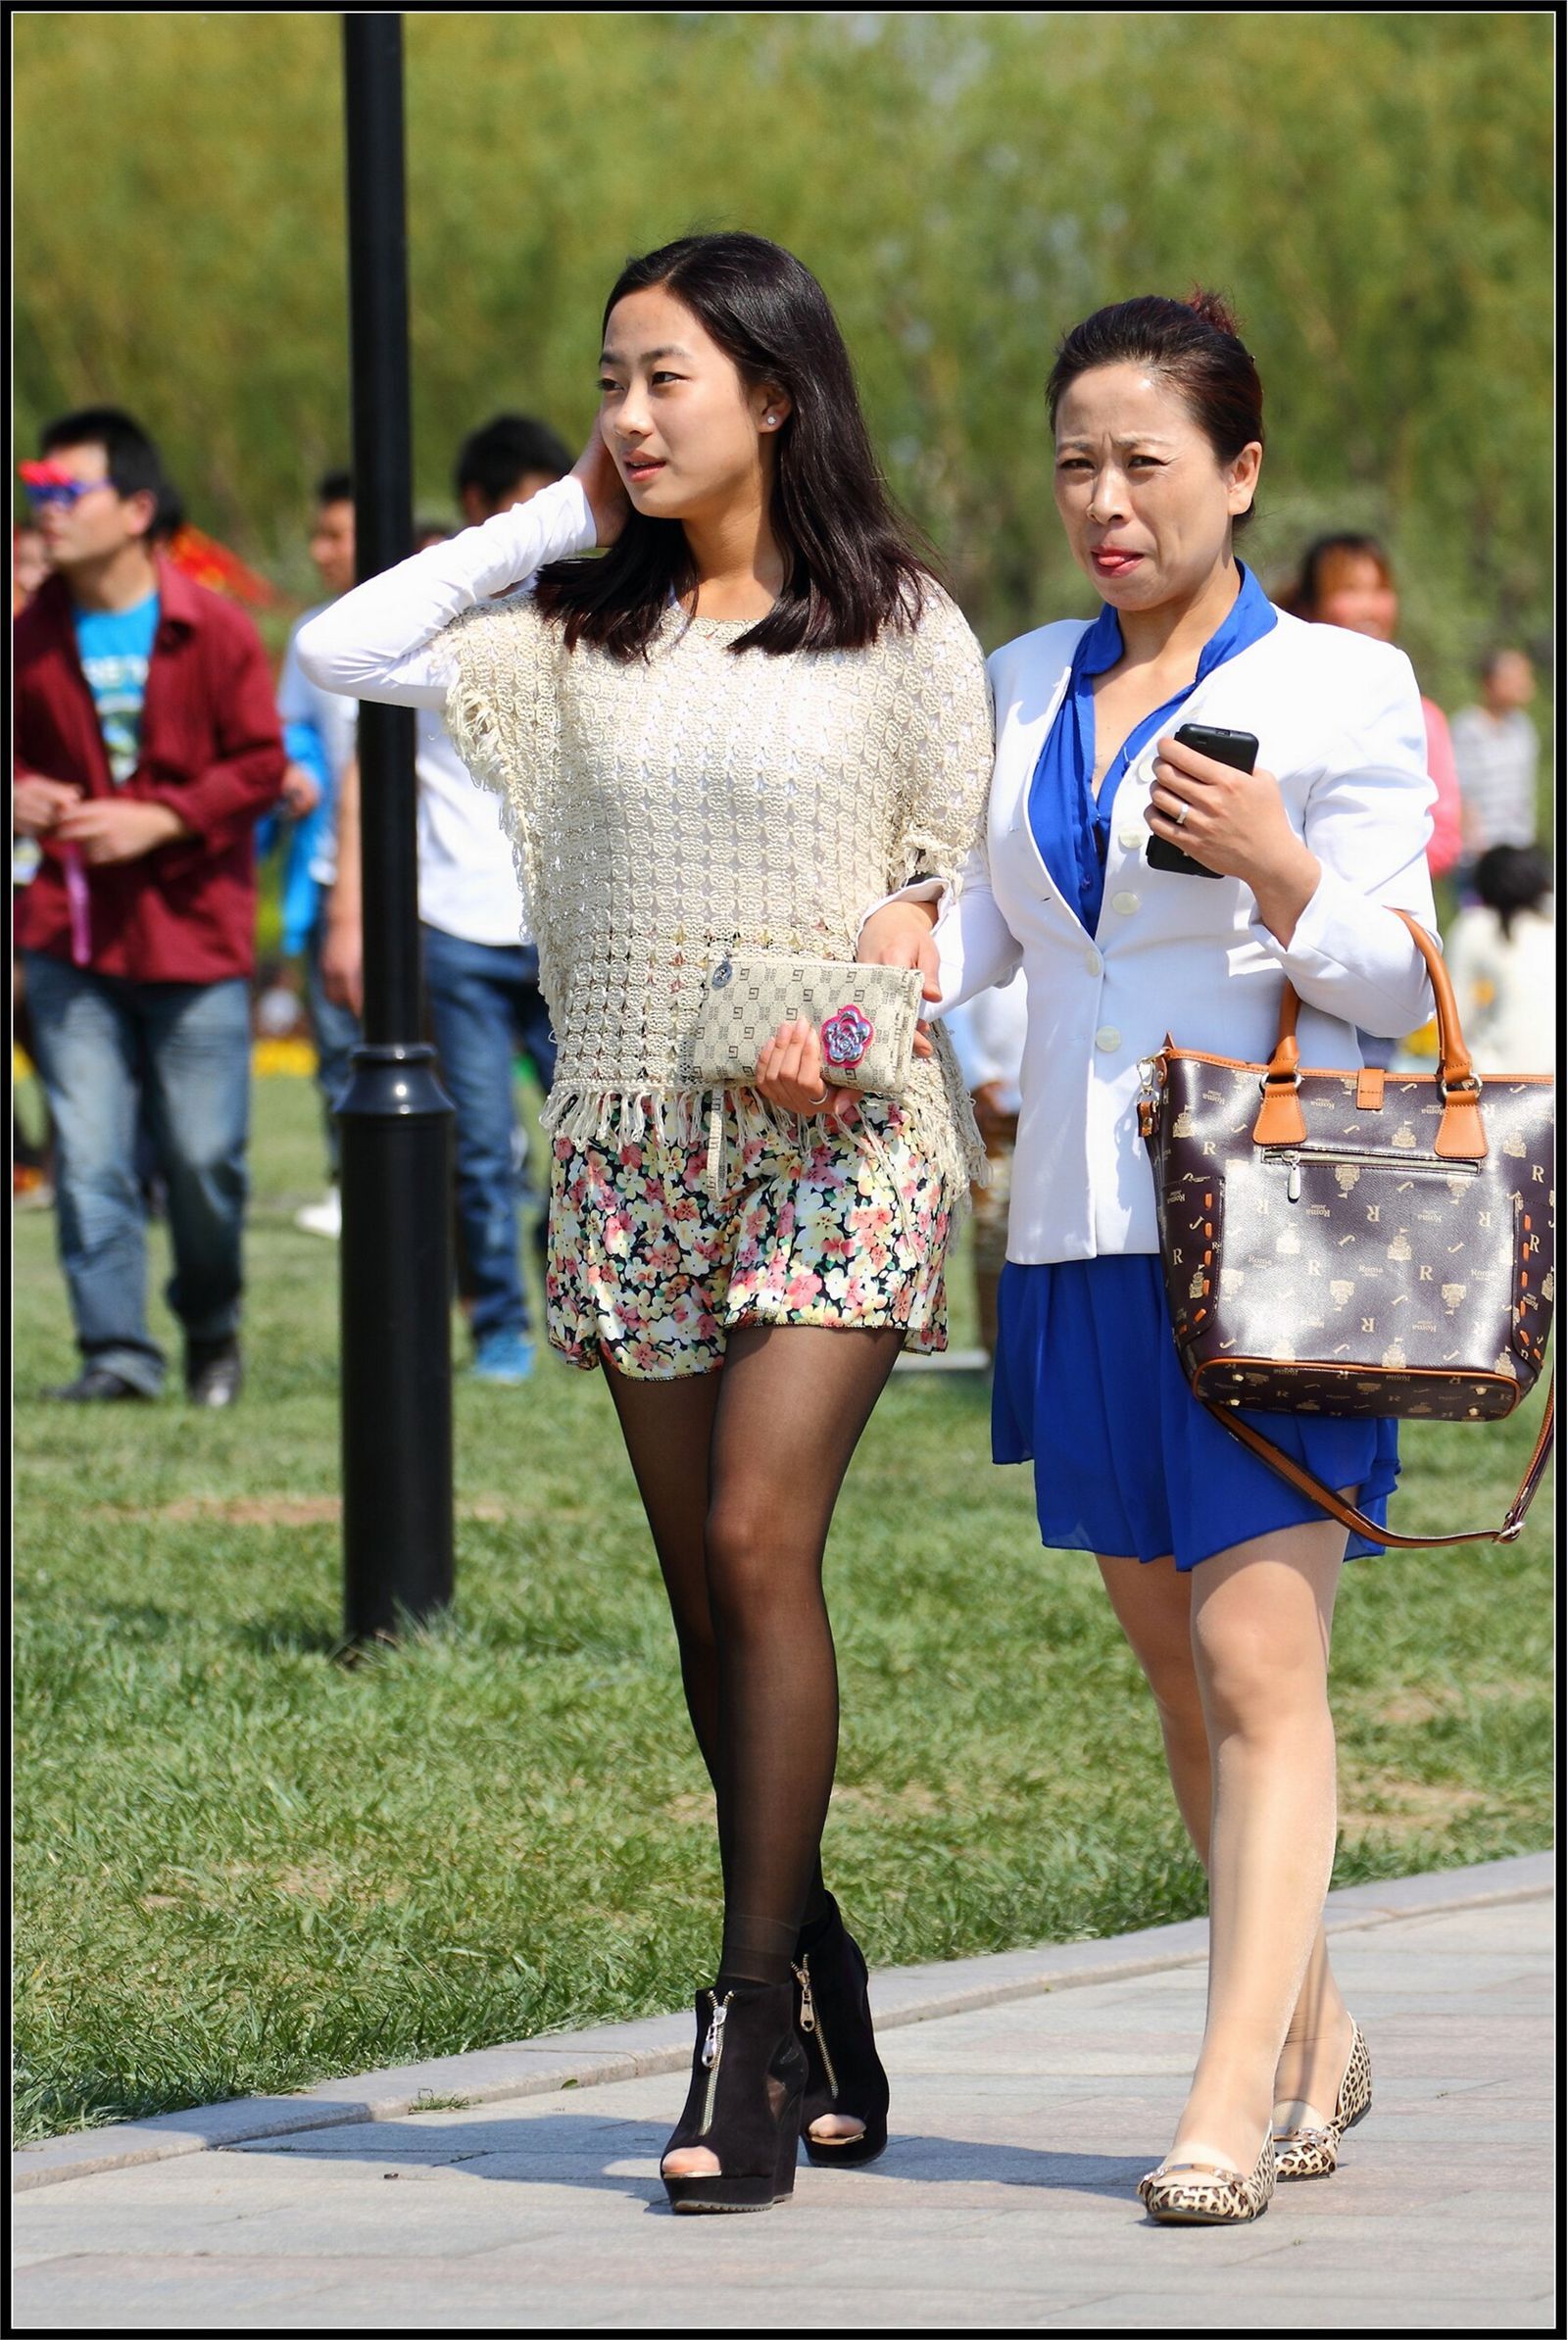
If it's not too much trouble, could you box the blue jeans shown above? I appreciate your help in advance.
[302,903,362,1180]
[420,924,557,1344]
[22,952,251,1394]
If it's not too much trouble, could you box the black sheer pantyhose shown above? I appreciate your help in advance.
[604,1321,905,1984]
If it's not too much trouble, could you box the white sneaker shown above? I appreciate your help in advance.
[294,1187,342,1240]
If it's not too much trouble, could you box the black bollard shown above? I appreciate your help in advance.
[337,12,455,1645]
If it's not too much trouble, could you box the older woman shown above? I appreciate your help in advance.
[857,292,1437,2223]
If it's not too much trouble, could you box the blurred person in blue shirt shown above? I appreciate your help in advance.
[266,471,363,1239]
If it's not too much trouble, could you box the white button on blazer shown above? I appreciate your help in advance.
[931,605,1440,1266]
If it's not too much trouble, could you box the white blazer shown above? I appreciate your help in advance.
[932,606,1439,1264]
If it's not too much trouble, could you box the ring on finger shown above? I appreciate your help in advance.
[1174,799,1190,828]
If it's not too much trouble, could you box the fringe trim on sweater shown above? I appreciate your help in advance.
[541,1064,987,1199]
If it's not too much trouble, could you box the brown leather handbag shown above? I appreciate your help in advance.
[1137,910,1554,1548]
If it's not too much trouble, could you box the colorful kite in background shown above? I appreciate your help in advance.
[164,523,278,607]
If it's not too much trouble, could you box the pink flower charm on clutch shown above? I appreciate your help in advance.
[820,1003,875,1072]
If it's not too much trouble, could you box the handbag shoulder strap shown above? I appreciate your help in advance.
[1201,1380,1554,1551]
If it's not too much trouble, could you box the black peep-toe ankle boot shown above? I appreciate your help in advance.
[793,1897,891,2168]
[660,1979,807,2214]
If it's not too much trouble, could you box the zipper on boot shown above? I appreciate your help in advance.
[793,1957,839,2098]
[698,1992,731,2133]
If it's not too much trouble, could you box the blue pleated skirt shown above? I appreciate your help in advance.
[992,1255,1400,1571]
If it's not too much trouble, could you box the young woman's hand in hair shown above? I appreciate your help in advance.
[858,898,940,1059]
[570,422,632,550]
[755,1019,853,1119]
[1147,733,1321,947]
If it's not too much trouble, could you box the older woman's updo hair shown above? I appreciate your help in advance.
[1046,290,1265,528]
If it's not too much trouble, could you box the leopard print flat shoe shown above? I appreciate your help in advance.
[1138,2135,1276,2225]
[1272,2018,1372,2180]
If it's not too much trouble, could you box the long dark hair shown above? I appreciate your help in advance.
[1046,290,1264,529]
[532,232,933,659]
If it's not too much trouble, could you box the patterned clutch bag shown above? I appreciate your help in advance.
[687,953,924,1097]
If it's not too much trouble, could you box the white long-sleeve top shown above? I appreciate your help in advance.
[297,477,995,1184]
[929,606,1439,1264]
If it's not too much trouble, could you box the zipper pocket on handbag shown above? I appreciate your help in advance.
[1267,1147,1481,1204]
[794,1958,839,2100]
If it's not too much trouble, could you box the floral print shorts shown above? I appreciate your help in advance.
[546,1091,955,1379]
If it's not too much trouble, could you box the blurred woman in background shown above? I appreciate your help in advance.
[1282,533,1461,890]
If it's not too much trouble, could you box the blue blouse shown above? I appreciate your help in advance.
[1026,560,1277,932]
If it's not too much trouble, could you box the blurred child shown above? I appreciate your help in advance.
[13,520,50,610]
[1444,844,1554,1072]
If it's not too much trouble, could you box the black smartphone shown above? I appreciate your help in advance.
[1146,722,1259,877]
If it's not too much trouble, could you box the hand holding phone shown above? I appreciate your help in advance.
[1146,723,1259,877]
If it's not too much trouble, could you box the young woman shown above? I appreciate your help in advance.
[860,293,1437,2224]
[299,232,992,2214]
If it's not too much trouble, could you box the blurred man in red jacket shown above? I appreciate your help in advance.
[14,408,286,1405]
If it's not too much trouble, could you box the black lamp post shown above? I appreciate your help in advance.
[336,11,455,1645]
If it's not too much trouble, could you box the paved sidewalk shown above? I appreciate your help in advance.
[13,1857,1553,2331]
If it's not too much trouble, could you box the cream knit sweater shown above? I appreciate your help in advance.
[298,477,994,1189]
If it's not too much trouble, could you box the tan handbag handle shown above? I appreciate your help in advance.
[1252,908,1486,1158]
[1202,1378,1554,1549]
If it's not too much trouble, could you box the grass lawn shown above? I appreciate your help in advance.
[13,1070,1554,2144]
